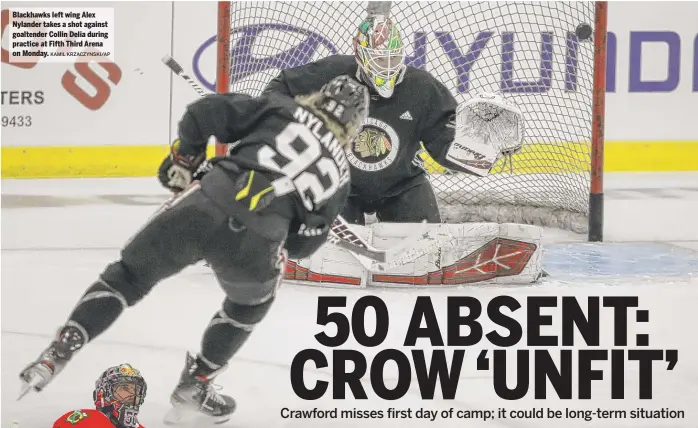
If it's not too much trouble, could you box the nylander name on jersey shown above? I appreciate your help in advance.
[292,106,351,189]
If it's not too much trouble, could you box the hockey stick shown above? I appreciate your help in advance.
[162,55,206,96]
[329,219,450,271]
[161,55,439,271]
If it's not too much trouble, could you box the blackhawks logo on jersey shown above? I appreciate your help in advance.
[347,117,400,172]
[355,128,391,158]
[65,410,89,425]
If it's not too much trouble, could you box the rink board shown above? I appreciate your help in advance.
[3,140,698,178]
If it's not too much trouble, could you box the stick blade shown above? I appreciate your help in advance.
[332,238,386,263]
[161,55,183,74]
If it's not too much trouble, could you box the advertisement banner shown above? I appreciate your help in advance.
[1,1,697,177]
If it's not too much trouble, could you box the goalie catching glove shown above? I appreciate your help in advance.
[157,139,208,192]
[444,92,524,177]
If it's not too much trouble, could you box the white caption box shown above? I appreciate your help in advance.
[9,7,115,63]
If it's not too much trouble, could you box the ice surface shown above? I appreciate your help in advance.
[2,173,698,427]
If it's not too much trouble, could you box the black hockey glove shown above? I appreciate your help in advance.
[285,214,331,259]
[295,213,330,237]
[157,139,207,192]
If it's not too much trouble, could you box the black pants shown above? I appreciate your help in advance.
[108,181,287,306]
[65,168,290,368]
[341,175,442,225]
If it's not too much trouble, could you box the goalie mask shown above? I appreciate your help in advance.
[353,16,406,98]
[93,364,147,428]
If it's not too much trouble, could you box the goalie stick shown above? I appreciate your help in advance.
[161,55,439,271]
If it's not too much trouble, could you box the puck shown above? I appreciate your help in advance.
[576,23,593,41]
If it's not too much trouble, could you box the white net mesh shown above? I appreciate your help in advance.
[223,1,599,233]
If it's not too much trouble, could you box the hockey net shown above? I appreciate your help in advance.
[215,1,607,238]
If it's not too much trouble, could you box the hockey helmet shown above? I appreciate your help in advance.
[320,75,369,126]
[93,363,147,428]
[300,75,369,144]
[353,15,406,98]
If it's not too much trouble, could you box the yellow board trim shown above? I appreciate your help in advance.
[1,142,696,179]
[1,145,216,178]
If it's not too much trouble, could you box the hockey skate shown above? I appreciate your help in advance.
[18,324,86,400]
[164,352,236,426]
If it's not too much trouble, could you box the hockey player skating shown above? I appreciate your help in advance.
[264,15,524,225]
[18,75,369,424]
[52,363,146,428]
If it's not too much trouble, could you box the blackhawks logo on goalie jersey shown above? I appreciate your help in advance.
[65,410,89,425]
[346,117,400,171]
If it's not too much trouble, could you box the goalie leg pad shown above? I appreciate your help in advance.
[370,222,542,285]
[200,297,275,367]
[285,224,373,287]
[283,222,542,287]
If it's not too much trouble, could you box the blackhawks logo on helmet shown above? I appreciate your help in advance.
[118,364,139,377]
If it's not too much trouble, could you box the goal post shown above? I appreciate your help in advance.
[214,1,608,241]
[589,1,608,242]
[215,1,232,157]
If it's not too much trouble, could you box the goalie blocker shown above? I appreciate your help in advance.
[284,222,543,287]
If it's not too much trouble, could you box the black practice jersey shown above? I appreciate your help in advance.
[264,55,458,200]
[177,91,351,252]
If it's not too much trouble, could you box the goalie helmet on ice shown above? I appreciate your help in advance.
[93,363,147,427]
[353,15,406,98]
[51,364,146,428]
